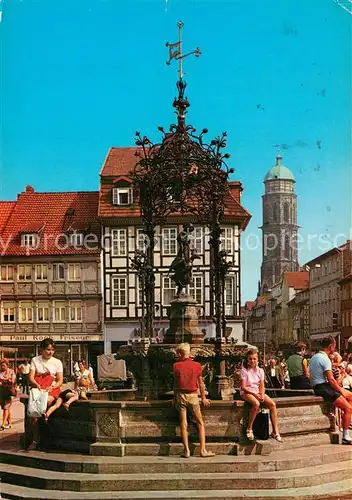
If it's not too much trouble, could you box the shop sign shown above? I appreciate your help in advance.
[0,334,103,342]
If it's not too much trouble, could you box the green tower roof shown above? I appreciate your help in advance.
[264,155,295,181]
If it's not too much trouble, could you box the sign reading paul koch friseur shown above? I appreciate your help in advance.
[0,334,103,342]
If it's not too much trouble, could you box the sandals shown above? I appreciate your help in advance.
[271,433,283,442]
[246,429,254,441]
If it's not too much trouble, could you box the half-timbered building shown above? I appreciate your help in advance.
[99,148,251,352]
[0,186,103,373]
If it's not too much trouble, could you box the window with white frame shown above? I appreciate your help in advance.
[112,229,127,256]
[53,263,65,281]
[69,233,84,247]
[69,301,82,322]
[19,301,33,323]
[21,233,38,249]
[112,187,133,206]
[112,277,127,307]
[0,265,14,281]
[190,227,203,255]
[53,301,66,322]
[190,275,203,304]
[2,302,15,322]
[162,276,177,305]
[18,264,32,281]
[37,301,50,322]
[137,277,143,306]
[162,228,177,255]
[35,264,48,281]
[220,227,234,254]
[224,277,235,315]
[68,263,81,281]
[136,228,148,252]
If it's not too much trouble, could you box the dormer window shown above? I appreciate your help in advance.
[21,233,38,249]
[69,232,84,247]
[113,187,133,206]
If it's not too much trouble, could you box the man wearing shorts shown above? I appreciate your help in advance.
[173,343,215,458]
[310,336,352,445]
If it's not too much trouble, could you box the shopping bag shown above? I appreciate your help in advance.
[27,388,48,418]
[253,408,269,440]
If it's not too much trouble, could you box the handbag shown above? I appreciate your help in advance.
[253,408,269,440]
[27,388,48,418]
[3,381,16,397]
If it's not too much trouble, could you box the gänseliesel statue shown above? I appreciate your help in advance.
[169,224,199,295]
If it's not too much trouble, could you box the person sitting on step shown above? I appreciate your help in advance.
[240,348,283,442]
[173,343,215,458]
[309,336,352,445]
[75,359,94,400]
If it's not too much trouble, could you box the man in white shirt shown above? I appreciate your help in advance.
[18,360,30,394]
[310,336,352,445]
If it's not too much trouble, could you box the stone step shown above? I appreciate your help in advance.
[273,415,330,435]
[0,460,351,491]
[0,445,351,475]
[275,403,329,419]
[1,478,352,500]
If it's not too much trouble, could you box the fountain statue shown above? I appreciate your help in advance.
[163,225,204,344]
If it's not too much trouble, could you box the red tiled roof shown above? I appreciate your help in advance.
[245,301,256,310]
[100,147,139,177]
[0,188,100,256]
[99,148,251,229]
[0,202,16,233]
[284,271,309,290]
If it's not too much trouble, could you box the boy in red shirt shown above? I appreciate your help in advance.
[173,343,215,458]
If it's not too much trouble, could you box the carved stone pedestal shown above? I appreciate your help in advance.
[163,293,204,344]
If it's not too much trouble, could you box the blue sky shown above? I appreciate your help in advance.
[1,0,351,301]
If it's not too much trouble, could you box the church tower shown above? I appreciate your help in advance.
[260,154,299,290]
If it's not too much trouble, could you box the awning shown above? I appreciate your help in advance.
[310,332,340,341]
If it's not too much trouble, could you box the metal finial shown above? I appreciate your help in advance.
[272,144,282,157]
[166,21,201,80]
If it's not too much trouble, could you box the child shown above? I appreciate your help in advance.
[173,343,215,458]
[240,348,282,442]
[44,388,78,422]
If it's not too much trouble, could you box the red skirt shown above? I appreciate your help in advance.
[35,374,61,399]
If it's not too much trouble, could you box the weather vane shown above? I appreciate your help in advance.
[166,21,201,79]
[272,144,282,156]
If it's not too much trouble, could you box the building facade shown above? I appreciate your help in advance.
[98,148,251,352]
[260,154,299,291]
[245,296,268,348]
[269,271,309,349]
[339,241,352,350]
[246,271,309,351]
[0,187,103,374]
[287,287,310,345]
[307,248,342,348]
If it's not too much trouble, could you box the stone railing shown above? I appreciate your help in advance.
[21,395,336,456]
